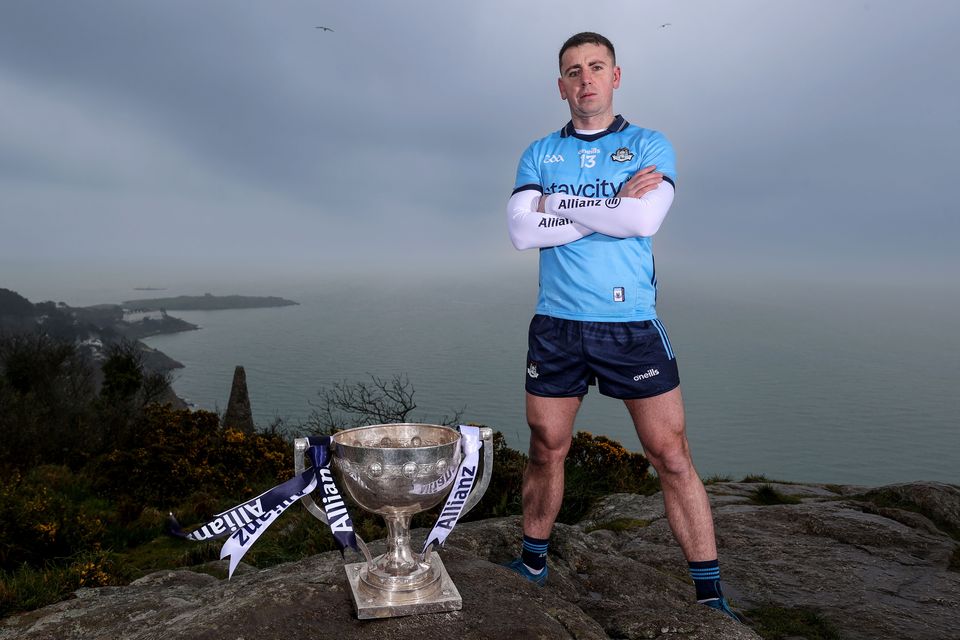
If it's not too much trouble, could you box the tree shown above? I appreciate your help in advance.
[96,340,172,449]
[0,332,95,468]
[0,289,35,318]
[303,374,463,434]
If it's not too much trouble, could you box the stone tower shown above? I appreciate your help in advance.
[223,365,255,433]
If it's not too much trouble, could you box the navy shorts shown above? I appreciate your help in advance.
[525,314,680,400]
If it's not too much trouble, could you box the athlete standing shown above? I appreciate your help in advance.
[505,32,740,620]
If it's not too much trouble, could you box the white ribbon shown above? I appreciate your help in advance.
[219,475,318,578]
[421,425,482,552]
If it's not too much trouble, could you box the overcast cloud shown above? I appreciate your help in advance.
[1,0,958,298]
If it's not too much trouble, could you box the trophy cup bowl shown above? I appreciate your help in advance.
[294,423,493,619]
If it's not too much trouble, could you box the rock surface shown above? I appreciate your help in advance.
[3,481,958,640]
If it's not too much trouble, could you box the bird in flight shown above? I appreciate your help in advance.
[315,26,334,32]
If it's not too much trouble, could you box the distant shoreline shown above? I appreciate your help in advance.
[122,293,299,311]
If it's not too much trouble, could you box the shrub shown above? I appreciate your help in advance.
[0,550,125,619]
[559,431,654,523]
[0,466,113,570]
[92,405,289,511]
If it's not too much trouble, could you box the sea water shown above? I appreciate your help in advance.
[131,272,960,488]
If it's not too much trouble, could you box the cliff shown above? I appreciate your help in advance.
[2,480,957,639]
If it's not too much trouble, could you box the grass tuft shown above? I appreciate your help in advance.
[703,474,733,485]
[750,484,802,506]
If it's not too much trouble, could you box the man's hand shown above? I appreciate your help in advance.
[536,165,665,214]
[616,165,663,198]
[537,193,547,213]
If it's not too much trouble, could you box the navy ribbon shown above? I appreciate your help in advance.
[169,437,357,578]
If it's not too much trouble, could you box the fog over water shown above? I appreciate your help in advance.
[116,272,960,488]
[3,1,959,486]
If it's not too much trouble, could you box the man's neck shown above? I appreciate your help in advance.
[570,112,615,132]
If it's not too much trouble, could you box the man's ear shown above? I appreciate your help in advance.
[613,66,621,89]
[558,76,567,100]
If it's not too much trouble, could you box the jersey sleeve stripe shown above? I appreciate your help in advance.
[512,183,544,195]
[663,176,676,189]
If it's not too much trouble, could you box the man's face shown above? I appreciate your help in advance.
[557,43,621,122]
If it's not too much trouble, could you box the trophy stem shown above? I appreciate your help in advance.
[377,513,419,576]
[368,513,429,580]
[359,512,439,595]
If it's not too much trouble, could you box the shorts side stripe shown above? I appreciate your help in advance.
[652,318,675,360]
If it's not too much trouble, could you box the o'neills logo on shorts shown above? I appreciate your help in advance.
[633,368,660,381]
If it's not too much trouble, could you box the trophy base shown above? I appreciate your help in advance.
[344,552,462,619]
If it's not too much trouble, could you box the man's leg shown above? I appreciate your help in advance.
[504,393,580,584]
[522,393,582,538]
[625,386,743,619]
[624,387,715,561]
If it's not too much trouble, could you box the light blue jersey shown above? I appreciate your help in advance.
[513,115,676,322]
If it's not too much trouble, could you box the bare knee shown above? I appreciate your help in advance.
[646,439,696,479]
[525,393,579,467]
[527,423,572,467]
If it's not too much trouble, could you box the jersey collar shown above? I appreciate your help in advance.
[560,114,628,140]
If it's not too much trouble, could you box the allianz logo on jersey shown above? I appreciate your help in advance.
[543,154,565,164]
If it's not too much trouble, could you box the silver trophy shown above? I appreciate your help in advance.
[294,423,493,619]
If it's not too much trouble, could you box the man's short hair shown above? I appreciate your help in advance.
[558,32,616,71]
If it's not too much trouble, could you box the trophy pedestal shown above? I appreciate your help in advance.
[344,552,462,619]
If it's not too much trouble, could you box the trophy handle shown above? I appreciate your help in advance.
[459,426,494,518]
[419,426,495,562]
[294,436,374,566]
[294,437,330,524]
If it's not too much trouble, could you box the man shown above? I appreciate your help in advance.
[505,32,740,620]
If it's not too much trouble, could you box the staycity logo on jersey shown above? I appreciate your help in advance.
[545,178,625,199]
[611,147,635,163]
[543,154,565,164]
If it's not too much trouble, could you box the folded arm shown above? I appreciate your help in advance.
[507,188,594,250]
[541,180,675,238]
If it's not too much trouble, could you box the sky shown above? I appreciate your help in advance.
[2,0,958,303]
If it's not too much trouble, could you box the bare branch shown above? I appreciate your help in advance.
[304,374,463,434]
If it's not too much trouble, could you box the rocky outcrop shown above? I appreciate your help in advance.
[2,481,958,640]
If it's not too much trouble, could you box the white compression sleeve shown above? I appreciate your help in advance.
[541,181,675,238]
[507,189,594,250]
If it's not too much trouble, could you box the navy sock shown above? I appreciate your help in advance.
[688,559,722,601]
[521,534,549,572]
